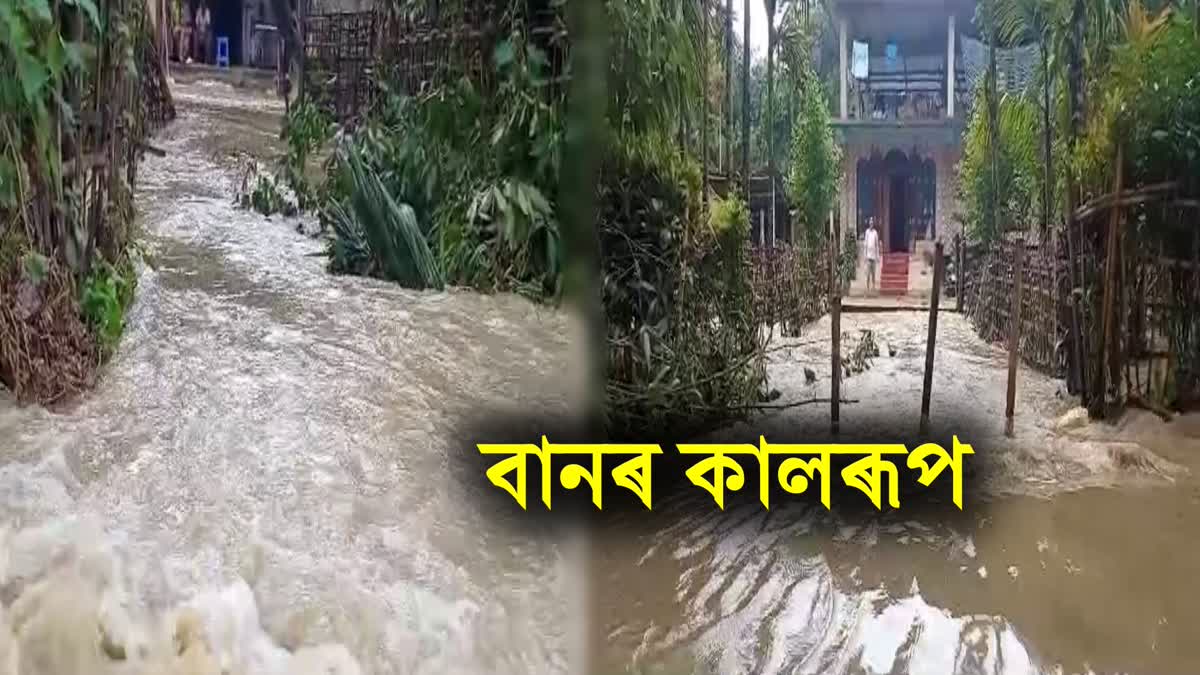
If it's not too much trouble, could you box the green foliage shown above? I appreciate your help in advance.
[282,99,333,210]
[959,89,1042,242]
[604,0,706,146]
[333,145,444,289]
[708,194,749,238]
[0,0,89,211]
[322,23,565,299]
[599,137,764,434]
[21,250,48,285]
[786,72,841,244]
[1074,9,1199,207]
[80,256,137,356]
[237,162,299,217]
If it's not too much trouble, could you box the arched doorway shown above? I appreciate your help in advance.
[856,149,937,253]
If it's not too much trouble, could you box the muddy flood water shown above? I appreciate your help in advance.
[0,80,588,674]
[2,79,1199,675]
[595,314,1200,675]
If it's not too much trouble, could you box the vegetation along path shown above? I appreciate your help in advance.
[0,79,584,674]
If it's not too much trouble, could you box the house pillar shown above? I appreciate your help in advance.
[947,13,956,118]
[839,17,849,120]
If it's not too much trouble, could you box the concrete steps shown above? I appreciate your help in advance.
[880,252,909,296]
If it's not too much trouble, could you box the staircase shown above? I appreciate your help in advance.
[880,252,910,296]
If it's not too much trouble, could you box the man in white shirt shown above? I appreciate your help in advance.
[863,218,881,293]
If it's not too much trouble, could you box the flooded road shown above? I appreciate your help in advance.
[4,78,1199,675]
[595,313,1200,675]
[0,80,586,674]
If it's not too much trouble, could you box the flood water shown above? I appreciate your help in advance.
[595,313,1200,675]
[0,80,587,674]
[3,79,1199,675]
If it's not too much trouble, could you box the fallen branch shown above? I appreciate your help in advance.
[1073,182,1178,222]
[738,397,860,411]
[139,143,167,157]
[1126,393,1174,422]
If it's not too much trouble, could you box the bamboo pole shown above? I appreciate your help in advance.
[725,0,732,174]
[831,210,841,435]
[955,234,964,313]
[1094,147,1124,417]
[1005,237,1024,436]
[701,0,708,208]
[767,0,776,243]
[920,241,944,435]
[741,0,750,201]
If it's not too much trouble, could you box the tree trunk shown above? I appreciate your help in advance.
[1065,0,1087,405]
[766,0,775,243]
[701,0,708,207]
[1040,39,1051,239]
[986,0,999,235]
[725,0,733,174]
[561,0,610,434]
[742,0,751,201]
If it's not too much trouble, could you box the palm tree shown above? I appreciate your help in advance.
[995,0,1071,238]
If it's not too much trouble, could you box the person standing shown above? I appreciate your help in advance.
[179,1,193,63]
[195,1,211,64]
[864,217,881,293]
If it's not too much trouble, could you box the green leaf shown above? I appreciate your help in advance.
[24,0,52,23]
[43,34,65,77]
[494,40,515,70]
[21,252,48,284]
[16,53,48,103]
[64,0,101,29]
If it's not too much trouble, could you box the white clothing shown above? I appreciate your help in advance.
[864,228,880,261]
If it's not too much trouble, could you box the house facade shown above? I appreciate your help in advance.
[830,0,976,295]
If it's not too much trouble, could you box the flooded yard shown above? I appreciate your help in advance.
[594,312,1200,675]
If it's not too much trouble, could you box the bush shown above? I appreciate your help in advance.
[601,143,764,435]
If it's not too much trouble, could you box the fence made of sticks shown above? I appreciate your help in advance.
[961,237,1069,377]
[750,243,832,335]
[1072,189,1200,413]
[302,10,377,122]
[301,2,565,124]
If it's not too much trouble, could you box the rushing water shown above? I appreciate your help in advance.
[4,79,1199,675]
[596,313,1200,675]
[0,81,587,674]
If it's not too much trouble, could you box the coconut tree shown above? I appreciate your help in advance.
[995,0,1063,236]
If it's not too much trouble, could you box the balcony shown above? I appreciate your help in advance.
[844,53,972,122]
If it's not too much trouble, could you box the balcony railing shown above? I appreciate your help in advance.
[843,54,972,122]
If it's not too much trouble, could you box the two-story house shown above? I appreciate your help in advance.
[830,0,976,295]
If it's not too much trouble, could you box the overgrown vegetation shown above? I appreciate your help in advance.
[236,99,331,218]
[291,1,794,433]
[959,91,1043,242]
[962,0,1200,412]
[787,70,842,245]
[0,0,172,403]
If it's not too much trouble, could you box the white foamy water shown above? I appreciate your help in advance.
[0,80,587,674]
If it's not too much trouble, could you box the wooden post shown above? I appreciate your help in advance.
[700,0,708,209]
[920,241,945,435]
[947,13,956,119]
[742,0,751,201]
[1094,147,1124,417]
[831,211,842,434]
[838,17,848,120]
[1005,238,1025,436]
[955,234,964,313]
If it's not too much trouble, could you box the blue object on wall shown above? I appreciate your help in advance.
[216,36,230,68]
